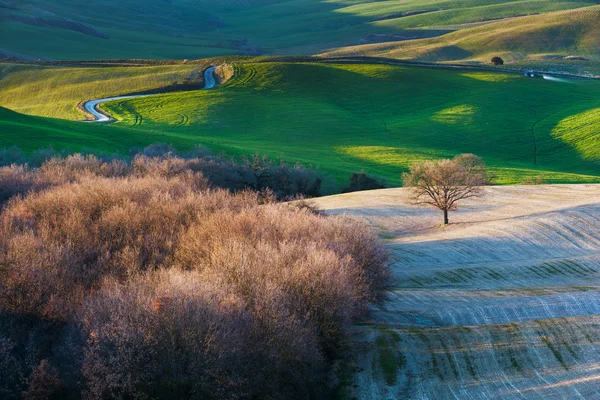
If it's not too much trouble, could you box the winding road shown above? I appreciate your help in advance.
[84,66,218,122]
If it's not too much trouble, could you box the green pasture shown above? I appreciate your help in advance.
[0,60,225,119]
[2,61,600,189]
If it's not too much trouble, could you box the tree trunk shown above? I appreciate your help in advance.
[443,209,449,225]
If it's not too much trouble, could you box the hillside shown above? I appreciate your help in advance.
[314,185,600,398]
[0,0,596,60]
[2,61,600,187]
[0,106,203,153]
[0,60,219,119]
[322,6,600,68]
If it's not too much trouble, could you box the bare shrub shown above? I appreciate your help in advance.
[0,338,23,398]
[0,165,39,203]
[289,197,321,214]
[39,154,130,182]
[0,155,132,205]
[343,170,385,193]
[403,154,490,225]
[175,204,389,356]
[138,142,177,157]
[0,148,388,398]
[0,146,25,166]
[0,175,221,318]
[22,360,63,400]
[82,270,294,399]
[29,148,59,168]
[0,146,322,205]
[242,154,322,198]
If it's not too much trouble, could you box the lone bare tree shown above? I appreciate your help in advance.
[402,154,489,225]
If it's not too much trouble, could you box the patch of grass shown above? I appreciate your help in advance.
[374,329,405,386]
[434,271,468,284]
[552,107,600,162]
[489,323,528,374]
[0,106,200,154]
[417,331,445,381]
[484,268,505,281]
[540,337,569,370]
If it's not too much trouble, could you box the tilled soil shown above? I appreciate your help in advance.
[314,185,600,399]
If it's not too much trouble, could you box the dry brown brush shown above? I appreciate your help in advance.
[0,145,324,204]
[0,155,389,399]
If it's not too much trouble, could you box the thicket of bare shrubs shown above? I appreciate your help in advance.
[0,144,323,204]
[0,146,389,399]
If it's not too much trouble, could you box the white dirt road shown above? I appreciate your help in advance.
[83,66,218,122]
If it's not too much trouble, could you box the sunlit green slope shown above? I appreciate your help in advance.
[3,61,600,187]
[322,6,600,64]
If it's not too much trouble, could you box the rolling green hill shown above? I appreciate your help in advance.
[2,61,600,188]
[0,105,203,153]
[0,60,223,119]
[322,6,600,67]
[1,0,596,61]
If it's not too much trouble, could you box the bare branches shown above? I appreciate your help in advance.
[402,154,490,225]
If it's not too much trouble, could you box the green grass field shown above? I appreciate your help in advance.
[2,60,600,190]
[0,60,225,119]
[0,105,205,155]
[1,0,596,61]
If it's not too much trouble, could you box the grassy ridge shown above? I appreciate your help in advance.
[3,61,600,188]
[1,0,595,60]
[323,6,600,64]
[0,106,202,153]
[98,62,600,185]
[0,61,222,119]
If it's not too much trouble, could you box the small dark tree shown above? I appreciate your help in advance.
[491,56,504,65]
[402,154,489,225]
[343,170,385,193]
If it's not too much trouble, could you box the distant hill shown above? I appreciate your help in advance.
[0,0,597,61]
[322,7,600,68]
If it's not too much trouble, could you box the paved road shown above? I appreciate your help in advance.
[84,66,218,122]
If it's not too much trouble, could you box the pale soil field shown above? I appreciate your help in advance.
[313,185,600,399]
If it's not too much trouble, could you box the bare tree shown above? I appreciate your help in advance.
[402,154,489,225]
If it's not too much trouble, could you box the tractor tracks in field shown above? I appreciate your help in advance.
[178,114,189,126]
[168,113,190,131]
[314,185,600,399]
[83,66,218,122]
